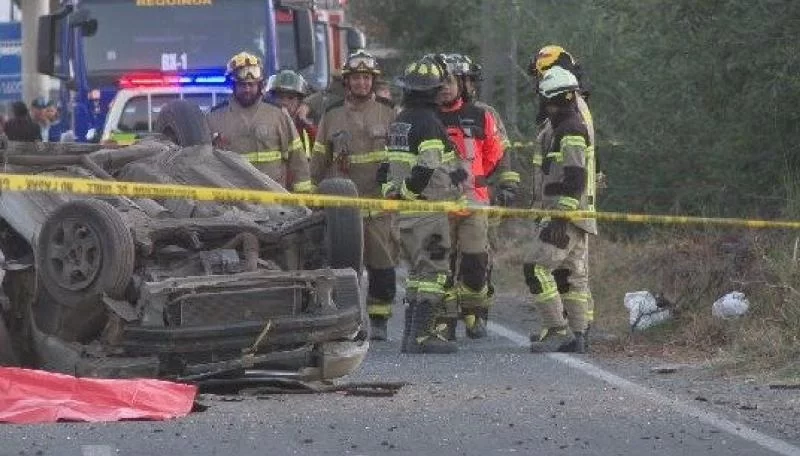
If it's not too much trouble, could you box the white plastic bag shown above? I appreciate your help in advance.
[712,291,749,319]
[624,291,672,331]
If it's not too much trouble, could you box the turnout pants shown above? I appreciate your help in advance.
[524,222,593,334]
[364,212,398,318]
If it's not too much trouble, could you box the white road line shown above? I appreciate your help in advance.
[488,321,800,456]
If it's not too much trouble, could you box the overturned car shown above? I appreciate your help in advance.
[0,101,367,383]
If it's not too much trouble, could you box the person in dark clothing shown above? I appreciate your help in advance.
[4,101,42,142]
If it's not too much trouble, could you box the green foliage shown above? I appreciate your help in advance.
[350,0,800,219]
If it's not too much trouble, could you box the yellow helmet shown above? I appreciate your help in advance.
[531,45,576,77]
[226,52,264,82]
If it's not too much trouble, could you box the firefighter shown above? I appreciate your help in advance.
[305,72,346,125]
[459,55,520,206]
[266,69,315,158]
[530,45,598,351]
[524,66,596,353]
[311,50,398,340]
[433,53,505,340]
[384,55,467,354]
[207,52,312,193]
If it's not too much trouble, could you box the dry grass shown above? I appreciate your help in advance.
[491,222,800,377]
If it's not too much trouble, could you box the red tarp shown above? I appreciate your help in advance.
[0,367,197,424]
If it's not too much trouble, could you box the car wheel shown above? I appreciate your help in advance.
[317,178,364,273]
[35,200,135,341]
[154,100,212,146]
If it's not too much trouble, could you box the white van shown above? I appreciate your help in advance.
[101,86,231,145]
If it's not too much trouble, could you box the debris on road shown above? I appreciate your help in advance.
[624,291,672,331]
[711,291,750,319]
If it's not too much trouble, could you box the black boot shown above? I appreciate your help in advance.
[530,327,574,353]
[402,300,457,354]
[369,316,388,341]
[557,331,586,354]
[465,308,488,339]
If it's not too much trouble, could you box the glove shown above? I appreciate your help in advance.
[539,218,569,249]
[406,166,434,194]
[494,184,517,207]
[376,162,390,184]
[449,168,468,186]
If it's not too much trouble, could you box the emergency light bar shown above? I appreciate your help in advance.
[118,73,227,89]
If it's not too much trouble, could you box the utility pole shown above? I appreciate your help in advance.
[506,0,519,134]
[21,0,50,105]
[479,0,496,106]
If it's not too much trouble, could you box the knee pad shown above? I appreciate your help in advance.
[523,263,543,294]
[553,268,571,294]
[368,268,396,302]
[425,234,447,261]
[459,253,488,291]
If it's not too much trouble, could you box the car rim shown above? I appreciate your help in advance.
[47,219,102,291]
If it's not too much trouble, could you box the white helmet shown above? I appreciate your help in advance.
[538,65,580,99]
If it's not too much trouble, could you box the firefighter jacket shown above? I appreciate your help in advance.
[311,97,396,198]
[385,102,464,202]
[533,95,594,202]
[538,104,597,235]
[438,98,505,204]
[207,99,312,192]
[476,101,521,188]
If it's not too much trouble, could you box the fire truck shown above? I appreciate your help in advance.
[36,0,365,143]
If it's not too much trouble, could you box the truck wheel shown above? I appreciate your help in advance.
[317,178,364,273]
[155,100,212,146]
[35,200,135,341]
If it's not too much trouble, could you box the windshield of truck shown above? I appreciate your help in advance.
[277,21,330,91]
[81,0,273,73]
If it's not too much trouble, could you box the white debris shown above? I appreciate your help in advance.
[712,291,750,319]
[624,291,672,331]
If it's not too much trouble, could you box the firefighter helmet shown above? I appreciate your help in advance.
[342,50,381,76]
[431,53,471,78]
[530,45,576,77]
[266,69,308,96]
[538,65,580,99]
[462,54,483,81]
[226,51,264,82]
[396,55,446,91]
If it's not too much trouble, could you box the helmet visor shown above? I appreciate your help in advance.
[346,56,379,73]
[233,65,263,82]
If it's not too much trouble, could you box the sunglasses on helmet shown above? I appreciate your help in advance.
[233,65,263,81]
[347,56,378,71]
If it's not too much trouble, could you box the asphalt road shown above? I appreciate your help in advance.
[3,306,800,456]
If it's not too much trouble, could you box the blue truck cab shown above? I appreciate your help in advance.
[37,0,317,143]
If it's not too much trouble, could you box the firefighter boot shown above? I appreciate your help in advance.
[530,327,574,353]
[369,317,388,341]
[442,289,459,341]
[402,300,458,354]
[465,307,488,339]
[557,331,586,354]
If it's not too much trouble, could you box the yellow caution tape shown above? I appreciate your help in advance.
[1,173,799,229]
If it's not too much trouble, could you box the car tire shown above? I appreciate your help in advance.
[317,178,364,273]
[35,200,135,341]
[154,100,212,146]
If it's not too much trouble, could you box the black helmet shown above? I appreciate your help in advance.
[395,55,446,91]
